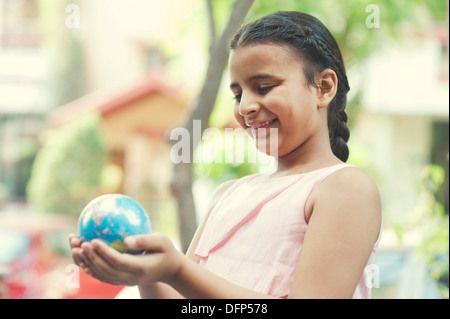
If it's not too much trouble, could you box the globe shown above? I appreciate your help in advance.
[78,194,151,254]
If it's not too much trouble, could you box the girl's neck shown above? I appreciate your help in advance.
[274,139,342,177]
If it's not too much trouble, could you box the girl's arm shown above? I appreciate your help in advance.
[82,233,278,299]
[138,282,184,299]
[138,179,242,298]
[168,252,279,299]
[288,166,382,298]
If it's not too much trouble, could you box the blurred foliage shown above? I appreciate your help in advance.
[416,164,449,298]
[100,163,124,194]
[249,0,446,64]
[395,163,449,298]
[27,113,107,216]
[210,0,447,129]
[194,129,259,186]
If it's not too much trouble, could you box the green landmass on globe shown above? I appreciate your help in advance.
[109,238,128,253]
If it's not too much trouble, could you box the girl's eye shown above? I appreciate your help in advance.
[232,84,276,102]
[258,85,275,95]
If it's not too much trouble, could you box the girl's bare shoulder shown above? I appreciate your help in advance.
[308,166,381,226]
[318,166,380,200]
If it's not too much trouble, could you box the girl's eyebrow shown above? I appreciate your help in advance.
[248,73,275,81]
[229,73,276,90]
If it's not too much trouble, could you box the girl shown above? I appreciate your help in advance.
[70,11,381,299]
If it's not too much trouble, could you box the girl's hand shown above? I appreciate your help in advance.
[76,234,185,286]
[69,233,84,267]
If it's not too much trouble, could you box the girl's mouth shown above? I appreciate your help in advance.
[247,118,277,130]
[248,118,278,137]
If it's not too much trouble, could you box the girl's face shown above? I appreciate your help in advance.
[229,43,325,158]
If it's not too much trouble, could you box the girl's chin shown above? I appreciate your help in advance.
[254,138,279,157]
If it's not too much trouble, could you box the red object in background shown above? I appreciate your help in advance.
[66,269,125,299]
[0,212,126,299]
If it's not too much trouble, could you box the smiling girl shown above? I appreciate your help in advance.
[70,11,382,299]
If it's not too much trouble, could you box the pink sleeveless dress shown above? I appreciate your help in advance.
[195,163,380,299]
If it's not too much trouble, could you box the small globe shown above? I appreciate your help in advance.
[78,194,151,254]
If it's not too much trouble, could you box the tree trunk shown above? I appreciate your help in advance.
[170,0,254,253]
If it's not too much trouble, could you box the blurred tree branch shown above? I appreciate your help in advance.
[205,0,216,51]
[170,0,254,253]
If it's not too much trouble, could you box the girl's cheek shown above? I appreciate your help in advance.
[233,113,246,129]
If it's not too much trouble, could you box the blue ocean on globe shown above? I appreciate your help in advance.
[78,194,152,254]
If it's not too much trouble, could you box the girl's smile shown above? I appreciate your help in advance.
[246,118,278,138]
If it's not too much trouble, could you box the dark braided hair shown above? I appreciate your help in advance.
[230,11,351,162]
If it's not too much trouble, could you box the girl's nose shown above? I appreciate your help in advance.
[238,95,260,117]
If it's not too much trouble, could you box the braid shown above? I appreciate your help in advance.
[230,11,351,162]
[328,103,350,162]
[319,46,351,162]
[307,33,351,162]
[292,15,352,162]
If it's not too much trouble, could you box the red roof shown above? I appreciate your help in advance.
[48,73,182,127]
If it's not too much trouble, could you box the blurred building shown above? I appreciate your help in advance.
[351,24,449,228]
[346,18,449,299]
[350,25,450,299]
[48,74,189,229]
[75,0,182,91]
[0,0,190,208]
[0,0,49,203]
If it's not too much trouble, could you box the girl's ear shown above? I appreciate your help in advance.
[315,69,338,109]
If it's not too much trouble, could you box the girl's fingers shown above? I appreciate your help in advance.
[81,242,115,282]
[81,241,136,285]
[71,247,84,266]
[124,233,171,253]
[91,239,138,270]
[69,233,81,248]
[69,234,84,266]
[78,235,176,286]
